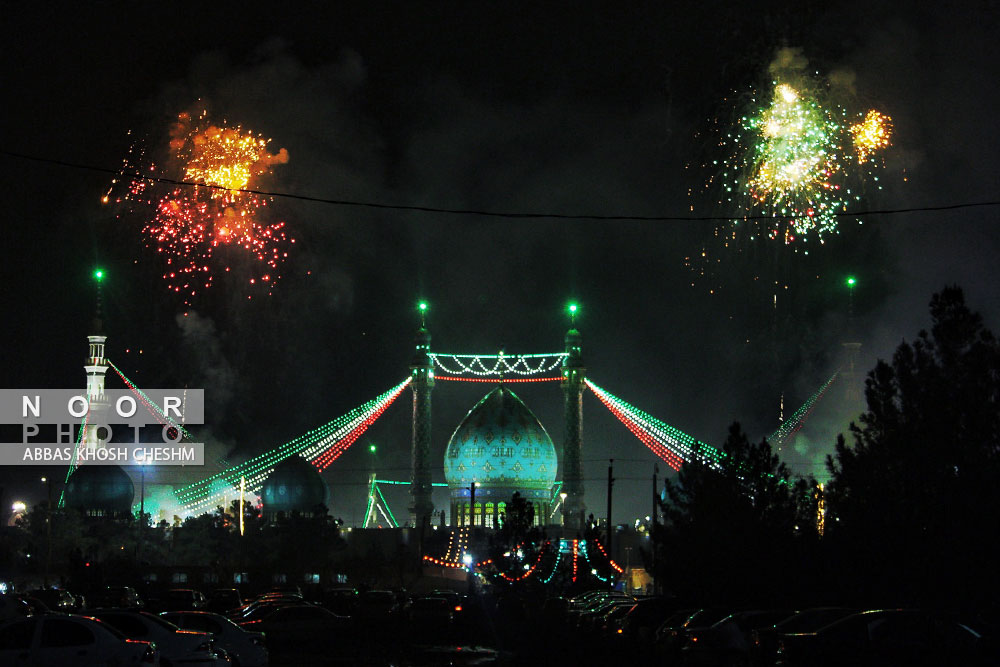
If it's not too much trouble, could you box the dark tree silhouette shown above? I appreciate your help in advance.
[826,286,1000,606]
[657,422,805,604]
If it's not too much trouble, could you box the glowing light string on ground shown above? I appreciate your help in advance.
[495,544,547,582]
[540,542,564,584]
[429,352,568,377]
[590,538,624,573]
[586,379,722,470]
[175,378,410,512]
[768,371,839,446]
[579,540,609,582]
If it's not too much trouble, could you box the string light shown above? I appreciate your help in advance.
[434,375,563,383]
[176,378,410,511]
[429,353,567,377]
[587,379,721,469]
[768,371,839,446]
[108,360,196,442]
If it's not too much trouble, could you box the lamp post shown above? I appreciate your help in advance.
[559,492,568,527]
[137,459,146,562]
[42,477,52,587]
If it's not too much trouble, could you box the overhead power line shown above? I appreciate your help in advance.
[3,149,999,222]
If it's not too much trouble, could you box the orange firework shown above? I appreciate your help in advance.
[106,107,293,304]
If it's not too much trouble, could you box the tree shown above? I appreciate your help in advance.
[826,286,1000,606]
[657,422,804,604]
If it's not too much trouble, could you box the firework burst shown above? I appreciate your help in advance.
[106,107,293,304]
[705,70,892,247]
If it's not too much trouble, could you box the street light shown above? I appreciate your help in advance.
[560,492,568,526]
[42,476,52,587]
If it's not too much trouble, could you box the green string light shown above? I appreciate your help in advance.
[176,378,411,511]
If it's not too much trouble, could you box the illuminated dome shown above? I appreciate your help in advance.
[64,464,135,519]
[444,385,557,527]
[261,455,328,518]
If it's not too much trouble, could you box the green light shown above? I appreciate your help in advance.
[93,269,105,282]
[846,276,856,287]
[568,303,578,314]
[369,444,377,453]
[418,301,428,312]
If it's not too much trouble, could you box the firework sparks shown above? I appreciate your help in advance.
[704,71,892,247]
[850,110,892,164]
[106,107,293,304]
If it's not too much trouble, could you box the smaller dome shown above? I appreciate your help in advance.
[261,455,328,514]
[64,464,135,517]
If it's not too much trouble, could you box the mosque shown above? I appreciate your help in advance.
[63,309,588,534]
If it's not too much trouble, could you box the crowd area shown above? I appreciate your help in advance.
[2,581,998,666]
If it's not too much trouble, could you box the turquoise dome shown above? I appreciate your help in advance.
[64,464,135,518]
[444,386,557,499]
[261,455,328,514]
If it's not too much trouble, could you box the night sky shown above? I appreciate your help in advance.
[3,2,998,524]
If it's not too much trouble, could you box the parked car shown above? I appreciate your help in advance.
[680,609,794,666]
[356,589,398,623]
[89,586,145,609]
[27,588,80,612]
[617,596,683,643]
[162,589,208,611]
[162,611,268,667]
[0,613,159,666]
[774,608,993,666]
[207,589,243,614]
[320,588,358,616]
[0,594,30,621]
[90,609,223,666]
[655,608,731,662]
[241,604,352,660]
[750,607,856,667]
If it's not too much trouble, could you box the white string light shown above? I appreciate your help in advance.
[429,352,568,376]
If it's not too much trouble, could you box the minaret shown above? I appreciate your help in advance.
[83,269,109,452]
[841,276,862,404]
[409,302,435,529]
[561,304,586,531]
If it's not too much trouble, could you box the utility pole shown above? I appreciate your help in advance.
[652,464,658,594]
[43,476,52,587]
[606,458,615,580]
[469,482,477,528]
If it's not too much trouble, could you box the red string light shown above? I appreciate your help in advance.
[434,375,563,383]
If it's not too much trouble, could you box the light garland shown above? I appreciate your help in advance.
[58,412,90,508]
[429,352,567,377]
[175,378,411,512]
[434,375,563,383]
[587,379,721,469]
[108,360,196,442]
[768,371,839,445]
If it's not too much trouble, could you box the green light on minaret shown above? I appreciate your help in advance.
[568,302,578,325]
[93,269,105,282]
[369,443,377,454]
[418,301,428,312]
[846,276,856,287]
